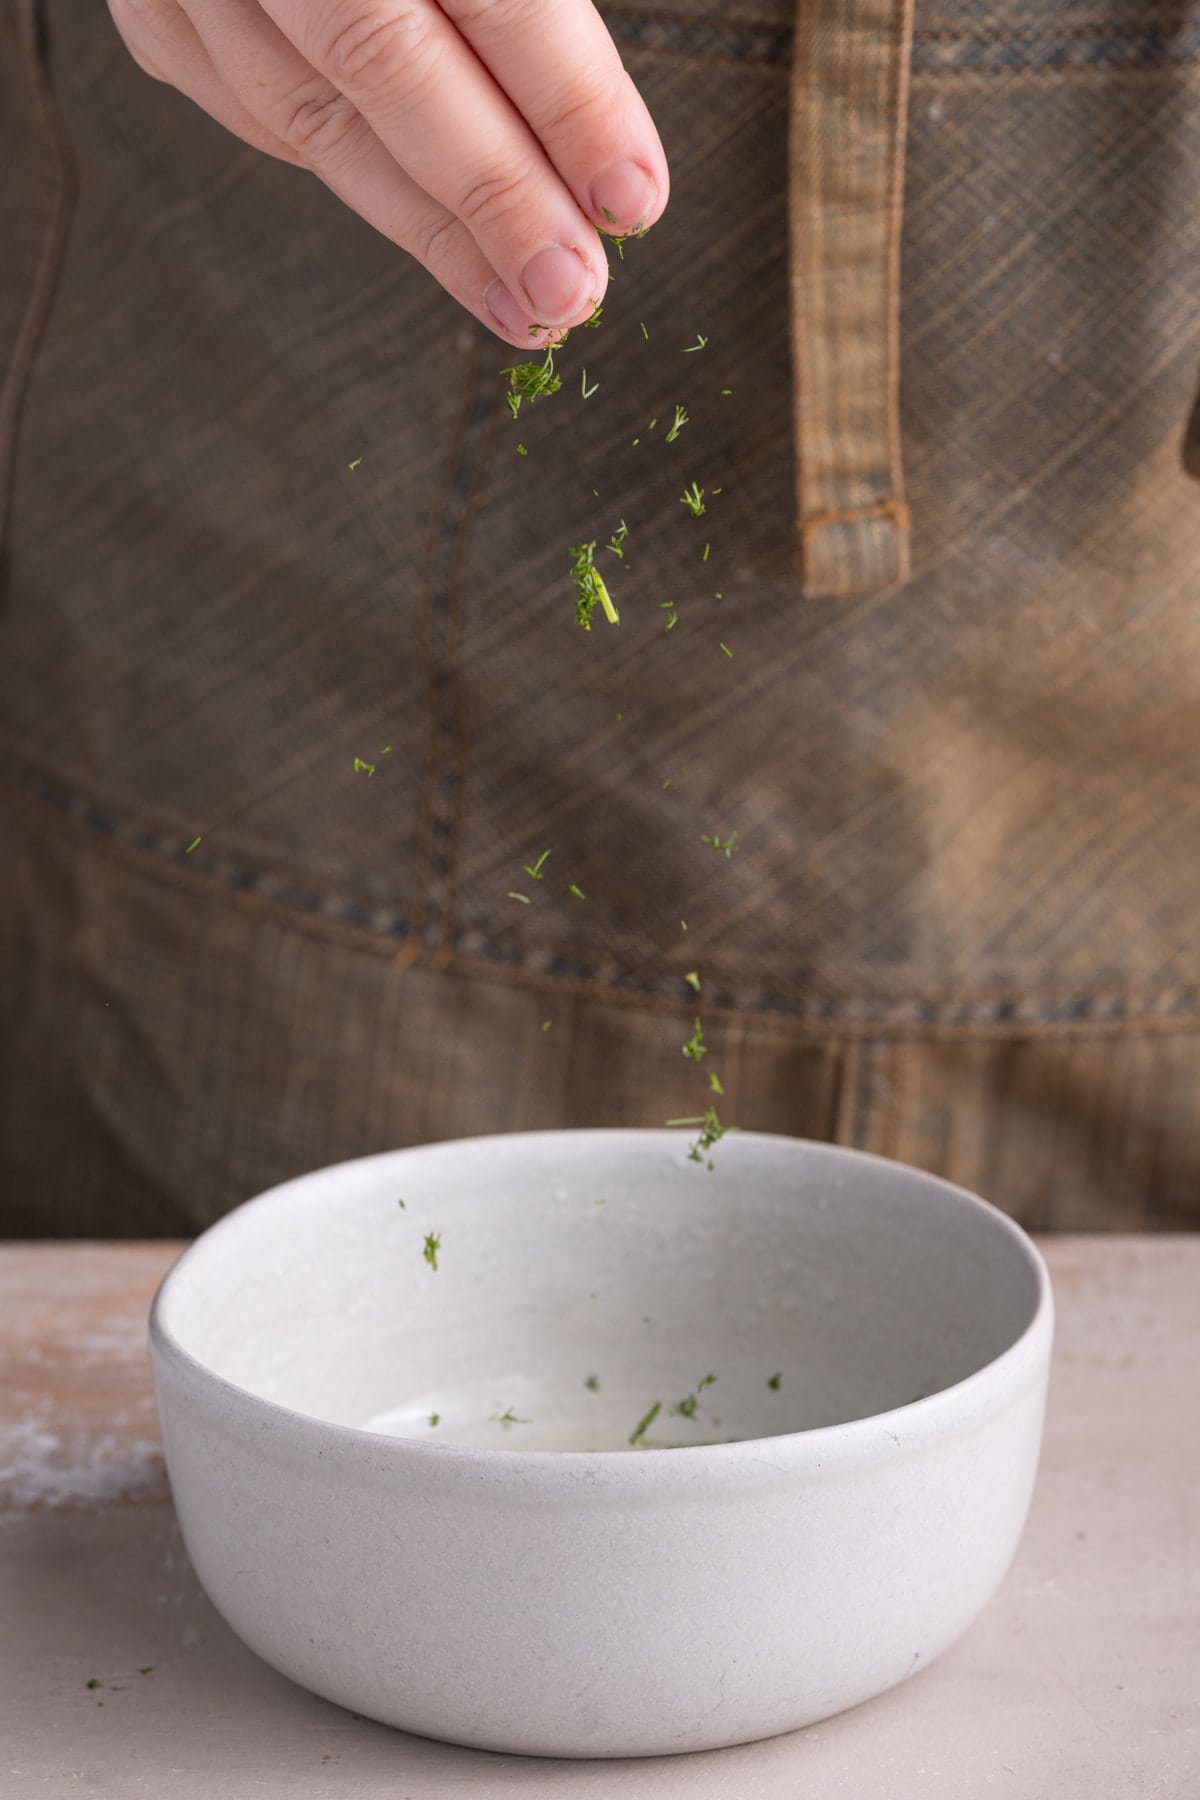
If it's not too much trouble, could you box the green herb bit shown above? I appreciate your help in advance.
[671,1392,698,1419]
[353,757,376,776]
[669,1103,738,1167]
[584,1374,601,1392]
[569,883,586,900]
[382,745,392,754]
[649,418,658,431]
[583,297,604,327]
[702,542,710,561]
[602,206,617,224]
[698,1372,718,1391]
[665,404,689,443]
[396,1197,406,1210]
[541,1019,552,1031]
[720,642,733,659]
[680,918,687,929]
[139,1666,153,1675]
[606,519,629,559]
[581,369,598,399]
[684,970,701,993]
[767,1372,782,1391]
[423,1231,441,1272]
[500,340,563,418]
[632,438,640,446]
[348,457,362,470]
[680,481,706,518]
[507,891,531,904]
[517,443,528,456]
[185,836,202,855]
[700,829,737,857]
[489,1407,530,1429]
[662,778,671,788]
[682,1017,707,1064]
[640,321,649,340]
[659,601,678,632]
[708,1071,725,1095]
[86,1679,101,1690]
[721,388,732,395]
[429,1412,441,1426]
[524,849,551,880]
[682,334,708,353]
[629,1401,661,1446]
[569,539,619,628]
[615,712,623,722]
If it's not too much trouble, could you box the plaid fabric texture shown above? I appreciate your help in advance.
[1,0,1199,1235]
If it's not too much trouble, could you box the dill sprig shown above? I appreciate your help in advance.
[670,1372,717,1419]
[680,481,706,518]
[569,540,619,628]
[708,1070,725,1095]
[489,1407,531,1429]
[682,334,708,353]
[423,1231,442,1271]
[681,1017,707,1063]
[767,1372,782,1390]
[507,890,531,904]
[629,1400,661,1446]
[581,369,598,399]
[185,836,202,855]
[500,338,563,418]
[665,404,689,443]
[667,1104,738,1168]
[524,850,550,880]
[353,757,375,776]
[684,970,701,992]
[700,829,737,857]
[659,600,678,632]
[583,298,604,328]
[606,520,629,559]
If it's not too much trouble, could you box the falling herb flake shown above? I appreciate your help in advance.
[649,418,658,431]
[541,1019,552,1031]
[569,883,587,900]
[489,1407,530,1429]
[680,481,706,518]
[602,206,617,224]
[671,1392,698,1419]
[583,298,604,328]
[86,1680,101,1690]
[659,601,678,632]
[569,540,619,628]
[606,520,629,559]
[720,642,733,659]
[698,1373,718,1391]
[662,778,672,789]
[767,1372,782,1391]
[396,1197,406,1210]
[700,830,737,857]
[665,404,689,443]
[721,388,732,396]
[584,1374,601,1392]
[682,1017,707,1064]
[348,457,362,470]
[581,369,599,399]
[667,1103,738,1168]
[629,1401,661,1446]
[682,334,709,353]
[708,1071,725,1095]
[429,1412,441,1426]
[524,849,551,880]
[640,321,649,340]
[500,339,563,418]
[423,1231,442,1272]
[508,891,531,904]
[353,757,376,776]
[185,836,201,855]
[139,1666,154,1675]
[517,443,528,456]
[684,970,701,993]
[702,542,711,561]
[615,712,623,722]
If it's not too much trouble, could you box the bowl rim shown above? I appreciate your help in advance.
[148,1129,1054,1488]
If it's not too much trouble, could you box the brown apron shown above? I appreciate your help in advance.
[2,0,1199,1236]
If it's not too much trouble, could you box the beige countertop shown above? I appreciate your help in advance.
[1,1237,1196,1797]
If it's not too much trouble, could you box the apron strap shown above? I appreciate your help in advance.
[789,0,915,596]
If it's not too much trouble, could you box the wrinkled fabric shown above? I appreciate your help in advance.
[1,0,1198,1236]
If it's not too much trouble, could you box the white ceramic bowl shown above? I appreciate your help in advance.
[149,1130,1053,1758]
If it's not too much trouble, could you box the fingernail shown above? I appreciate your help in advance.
[485,277,535,341]
[520,245,591,324]
[590,161,656,232]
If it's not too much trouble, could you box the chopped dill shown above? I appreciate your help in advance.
[86,1680,100,1690]
[680,481,706,518]
[185,836,201,855]
[348,457,362,470]
[541,1019,552,1031]
[700,830,737,857]
[640,321,649,340]
[524,849,551,880]
[396,1197,406,1210]
[429,1411,441,1426]
[423,1231,442,1271]
[517,443,527,455]
[721,388,732,395]
[720,642,733,659]
[353,757,375,776]
[569,883,586,899]
[680,918,687,930]
[698,1373,717,1391]
[602,206,617,224]
[671,1393,698,1419]
[139,1667,153,1676]
[662,778,671,788]
[702,542,710,561]
[569,540,619,628]
[659,601,678,632]
[667,1104,738,1167]
[649,418,658,431]
[490,1407,531,1429]
[684,970,701,992]
[665,404,689,443]
[583,298,604,328]
[615,711,623,721]
[581,369,598,399]
[584,1374,601,1392]
[500,339,563,418]
[682,1017,707,1063]
[507,891,531,904]
[682,334,708,353]
[606,520,629,559]
[708,1071,725,1095]
[629,1400,661,1446]
[767,1372,782,1391]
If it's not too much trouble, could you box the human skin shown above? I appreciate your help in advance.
[107,0,671,345]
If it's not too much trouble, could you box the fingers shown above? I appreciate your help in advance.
[438,0,669,235]
[174,0,543,344]
[259,0,611,327]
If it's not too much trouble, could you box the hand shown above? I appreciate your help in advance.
[108,0,669,344]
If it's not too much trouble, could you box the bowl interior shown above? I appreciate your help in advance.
[156,1132,1043,1452]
